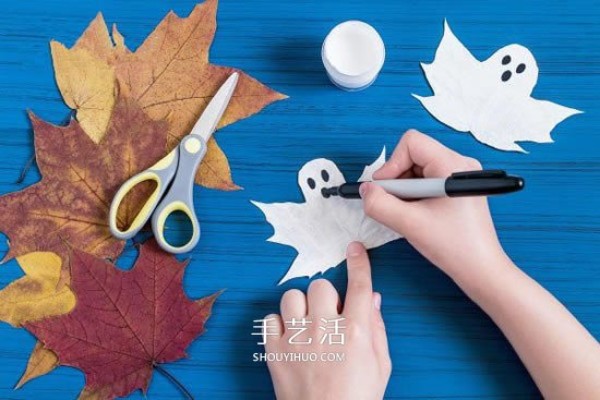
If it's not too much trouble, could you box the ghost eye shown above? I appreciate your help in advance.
[321,169,330,182]
[516,63,526,74]
[502,55,511,65]
[501,70,512,82]
[307,178,316,189]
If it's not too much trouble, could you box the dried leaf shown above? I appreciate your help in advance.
[15,342,59,389]
[79,386,112,400]
[51,0,286,189]
[1,253,70,390]
[51,41,116,144]
[50,12,121,144]
[0,97,168,275]
[197,138,240,190]
[0,252,75,327]
[111,24,129,53]
[26,240,220,399]
[70,13,122,60]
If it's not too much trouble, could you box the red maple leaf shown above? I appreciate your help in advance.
[26,240,220,399]
[0,96,169,281]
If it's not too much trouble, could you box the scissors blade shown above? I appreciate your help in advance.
[188,72,239,142]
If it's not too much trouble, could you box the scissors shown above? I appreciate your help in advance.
[108,73,239,254]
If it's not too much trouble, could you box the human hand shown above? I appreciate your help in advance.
[263,242,391,400]
[360,130,508,284]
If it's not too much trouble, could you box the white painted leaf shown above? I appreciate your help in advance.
[414,20,582,152]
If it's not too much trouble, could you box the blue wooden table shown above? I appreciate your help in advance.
[0,0,598,398]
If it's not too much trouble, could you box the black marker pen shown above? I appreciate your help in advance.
[321,170,524,199]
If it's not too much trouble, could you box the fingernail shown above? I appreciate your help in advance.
[373,292,382,310]
[347,241,364,257]
[359,182,370,197]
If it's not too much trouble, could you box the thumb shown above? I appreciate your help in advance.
[371,292,391,373]
[360,182,422,235]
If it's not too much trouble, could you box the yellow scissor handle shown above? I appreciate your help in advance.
[109,150,178,240]
[109,171,162,239]
[151,200,200,254]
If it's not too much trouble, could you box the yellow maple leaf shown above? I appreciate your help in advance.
[0,252,75,327]
[51,42,116,144]
[50,13,128,144]
[2,253,73,390]
[51,0,286,190]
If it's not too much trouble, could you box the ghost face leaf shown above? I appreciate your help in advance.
[414,20,581,152]
[52,0,286,190]
[252,149,401,284]
[26,240,220,399]
[0,97,168,277]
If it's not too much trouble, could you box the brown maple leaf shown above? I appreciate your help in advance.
[52,0,286,190]
[0,96,168,272]
[26,240,220,399]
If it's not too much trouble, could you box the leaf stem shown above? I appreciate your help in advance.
[154,364,194,400]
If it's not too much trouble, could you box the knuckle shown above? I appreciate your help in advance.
[403,129,421,142]
[312,278,331,288]
[308,278,334,293]
[348,279,369,294]
[263,313,280,321]
[345,321,367,340]
[281,288,305,302]
[284,288,304,297]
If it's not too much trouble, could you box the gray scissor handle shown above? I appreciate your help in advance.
[151,136,207,254]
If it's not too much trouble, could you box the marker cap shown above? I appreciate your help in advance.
[322,21,385,91]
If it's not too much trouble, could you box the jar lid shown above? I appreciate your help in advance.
[322,21,385,91]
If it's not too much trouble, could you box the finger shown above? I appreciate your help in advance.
[262,313,283,352]
[307,279,340,318]
[371,293,391,373]
[280,289,307,323]
[343,242,373,322]
[374,130,464,179]
[361,182,424,234]
[394,165,422,179]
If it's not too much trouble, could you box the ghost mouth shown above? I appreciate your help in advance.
[321,187,338,198]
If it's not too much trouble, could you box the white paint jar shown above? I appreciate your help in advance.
[322,21,385,91]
